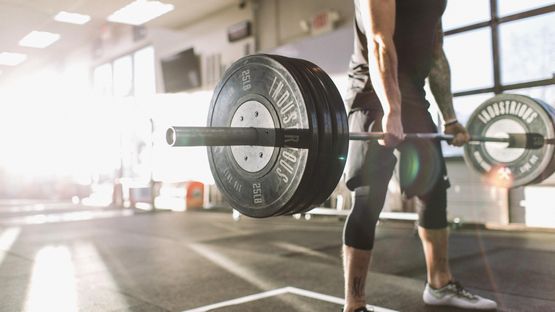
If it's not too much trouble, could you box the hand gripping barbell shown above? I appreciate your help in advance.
[166,54,555,218]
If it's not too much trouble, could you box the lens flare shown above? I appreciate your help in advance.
[400,142,443,196]
[486,165,514,188]
[400,147,421,186]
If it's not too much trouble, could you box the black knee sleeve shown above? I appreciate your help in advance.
[416,181,448,229]
[343,186,385,250]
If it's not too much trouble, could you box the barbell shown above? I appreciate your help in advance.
[166,54,555,218]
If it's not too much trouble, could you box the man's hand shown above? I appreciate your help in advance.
[444,122,470,146]
[380,111,404,147]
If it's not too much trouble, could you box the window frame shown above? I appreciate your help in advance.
[444,2,555,97]
[92,45,156,97]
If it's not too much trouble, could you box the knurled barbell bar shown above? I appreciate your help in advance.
[166,54,555,218]
[167,126,553,149]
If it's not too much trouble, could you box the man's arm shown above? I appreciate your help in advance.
[356,0,403,147]
[429,22,469,146]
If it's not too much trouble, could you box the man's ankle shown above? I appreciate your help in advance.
[428,275,452,289]
[344,302,366,312]
[343,305,368,312]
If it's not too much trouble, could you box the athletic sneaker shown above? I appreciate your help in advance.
[342,307,373,312]
[423,280,497,310]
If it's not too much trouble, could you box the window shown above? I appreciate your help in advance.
[113,55,133,97]
[441,1,555,157]
[498,0,555,17]
[93,63,113,96]
[133,46,156,96]
[442,0,490,31]
[92,45,156,97]
[499,12,555,85]
[444,28,493,92]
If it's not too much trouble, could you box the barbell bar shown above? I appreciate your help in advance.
[167,126,553,149]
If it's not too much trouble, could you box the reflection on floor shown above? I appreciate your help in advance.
[0,199,133,226]
[0,202,554,311]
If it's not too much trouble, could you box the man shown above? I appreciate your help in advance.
[342,0,498,311]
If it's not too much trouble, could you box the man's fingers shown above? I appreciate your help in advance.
[445,123,470,146]
[378,133,403,147]
[452,133,467,146]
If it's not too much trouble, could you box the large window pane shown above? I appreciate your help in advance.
[113,55,133,97]
[444,28,494,92]
[498,0,555,17]
[93,63,112,96]
[134,46,156,96]
[442,0,490,31]
[500,12,555,85]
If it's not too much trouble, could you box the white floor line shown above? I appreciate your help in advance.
[182,287,290,312]
[189,243,273,290]
[182,286,399,312]
[285,286,345,305]
[273,241,337,262]
[286,287,398,312]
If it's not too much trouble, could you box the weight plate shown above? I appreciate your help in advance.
[464,94,555,188]
[265,55,323,216]
[529,98,555,184]
[289,58,344,213]
[283,57,335,215]
[207,54,319,217]
[300,59,349,209]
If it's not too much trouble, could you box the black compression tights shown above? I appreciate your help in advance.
[343,185,448,251]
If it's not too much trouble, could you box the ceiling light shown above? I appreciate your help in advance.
[54,11,91,25]
[0,52,27,66]
[19,31,61,48]
[107,0,174,26]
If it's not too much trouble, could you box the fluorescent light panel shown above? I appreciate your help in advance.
[19,31,60,48]
[107,0,174,26]
[54,11,91,25]
[0,52,27,66]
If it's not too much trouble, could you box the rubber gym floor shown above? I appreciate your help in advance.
[1,201,554,312]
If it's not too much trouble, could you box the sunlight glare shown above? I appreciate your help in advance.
[24,246,78,312]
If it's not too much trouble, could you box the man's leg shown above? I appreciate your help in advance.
[415,169,497,309]
[343,246,372,311]
[401,136,451,288]
[418,226,452,289]
[413,165,452,289]
[343,153,395,311]
[343,109,396,311]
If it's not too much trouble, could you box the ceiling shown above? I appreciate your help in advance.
[0,0,237,81]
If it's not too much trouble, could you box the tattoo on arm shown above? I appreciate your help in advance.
[351,276,365,298]
[429,22,457,122]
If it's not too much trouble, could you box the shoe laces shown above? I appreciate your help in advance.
[448,281,477,300]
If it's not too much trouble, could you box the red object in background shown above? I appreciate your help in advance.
[185,181,204,209]
[312,12,329,30]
